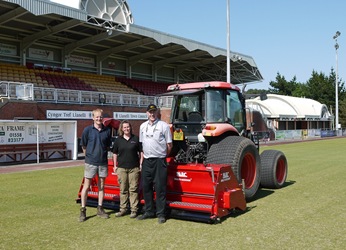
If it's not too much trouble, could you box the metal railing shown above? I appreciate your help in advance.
[0,81,157,107]
[0,81,34,100]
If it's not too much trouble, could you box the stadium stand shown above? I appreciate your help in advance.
[117,77,171,96]
[0,62,149,100]
[0,62,169,108]
[74,72,138,95]
[36,73,95,91]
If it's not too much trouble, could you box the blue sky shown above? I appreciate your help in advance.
[53,0,345,90]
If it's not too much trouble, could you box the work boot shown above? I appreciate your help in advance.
[97,206,109,219]
[136,213,154,220]
[115,210,127,217]
[130,211,137,219]
[158,216,166,224]
[79,207,86,222]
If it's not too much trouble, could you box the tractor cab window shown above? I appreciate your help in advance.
[226,90,245,132]
[206,90,225,122]
[173,94,205,123]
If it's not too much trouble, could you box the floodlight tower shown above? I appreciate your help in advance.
[226,0,231,83]
[333,31,340,131]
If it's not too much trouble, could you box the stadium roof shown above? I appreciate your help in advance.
[0,0,263,84]
[246,94,332,121]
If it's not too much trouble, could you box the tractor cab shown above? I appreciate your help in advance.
[170,88,246,127]
[162,82,248,164]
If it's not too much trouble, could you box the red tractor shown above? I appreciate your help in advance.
[77,81,288,223]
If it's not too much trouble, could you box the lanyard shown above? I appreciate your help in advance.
[145,121,158,137]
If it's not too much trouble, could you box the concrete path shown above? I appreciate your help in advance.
[0,159,84,174]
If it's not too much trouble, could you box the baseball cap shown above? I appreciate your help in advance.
[147,104,157,111]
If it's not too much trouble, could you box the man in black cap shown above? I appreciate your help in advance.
[137,104,172,224]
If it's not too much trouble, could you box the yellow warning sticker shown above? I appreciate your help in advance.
[173,129,184,141]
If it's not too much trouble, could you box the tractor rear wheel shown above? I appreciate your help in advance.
[260,150,288,188]
[206,136,260,199]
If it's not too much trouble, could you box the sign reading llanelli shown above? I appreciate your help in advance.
[113,112,147,120]
[47,110,92,119]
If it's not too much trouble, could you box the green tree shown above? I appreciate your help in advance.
[268,73,299,95]
[303,70,335,107]
[291,83,307,97]
[305,68,345,109]
[299,69,346,128]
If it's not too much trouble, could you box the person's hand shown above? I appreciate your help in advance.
[113,166,117,174]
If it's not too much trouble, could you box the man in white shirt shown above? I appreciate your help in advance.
[137,104,172,224]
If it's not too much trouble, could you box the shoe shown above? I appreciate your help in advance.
[115,210,127,217]
[158,216,166,224]
[129,212,137,219]
[97,206,110,219]
[79,207,86,222]
[136,213,154,220]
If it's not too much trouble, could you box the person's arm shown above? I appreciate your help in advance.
[80,127,88,155]
[163,123,173,156]
[113,153,118,173]
[112,138,118,173]
[139,151,144,170]
[166,142,173,156]
[107,127,112,151]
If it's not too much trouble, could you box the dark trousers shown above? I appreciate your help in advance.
[141,157,167,217]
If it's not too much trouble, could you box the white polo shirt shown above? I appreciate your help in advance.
[139,119,172,159]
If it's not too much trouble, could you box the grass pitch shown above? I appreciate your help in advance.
[0,138,345,250]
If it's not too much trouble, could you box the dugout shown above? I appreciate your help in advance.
[0,120,77,164]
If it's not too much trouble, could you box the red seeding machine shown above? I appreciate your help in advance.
[77,81,288,223]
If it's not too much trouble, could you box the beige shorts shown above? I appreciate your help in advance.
[84,163,108,178]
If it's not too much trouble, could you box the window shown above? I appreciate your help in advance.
[206,90,224,122]
[173,94,205,122]
[226,90,245,132]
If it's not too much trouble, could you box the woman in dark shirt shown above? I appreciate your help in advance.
[112,120,143,218]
